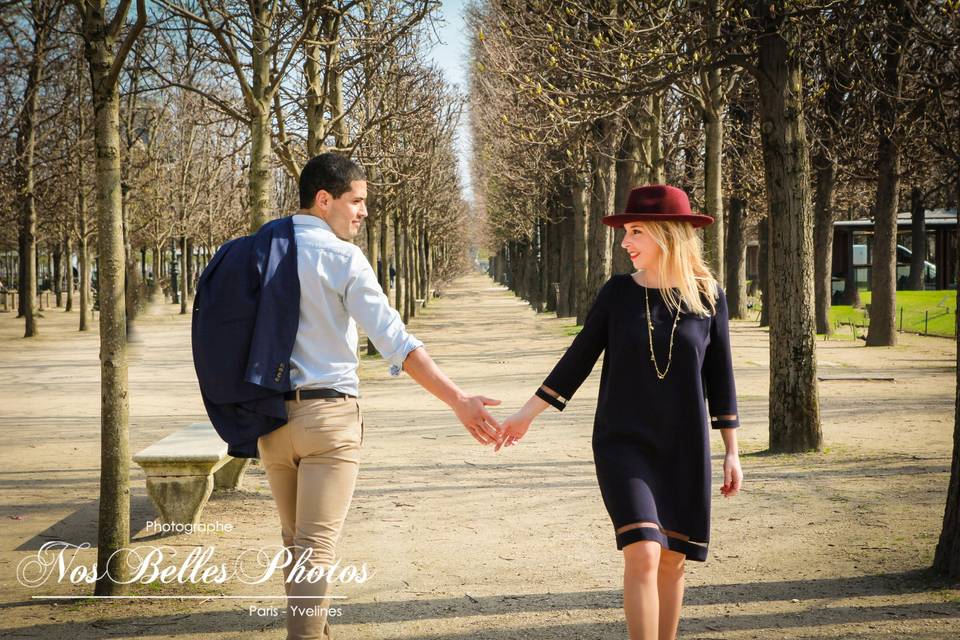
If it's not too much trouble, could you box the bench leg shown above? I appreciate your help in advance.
[144,474,214,526]
[213,457,251,490]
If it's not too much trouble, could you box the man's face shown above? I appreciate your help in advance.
[319,180,368,239]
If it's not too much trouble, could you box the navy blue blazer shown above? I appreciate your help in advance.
[191,216,300,458]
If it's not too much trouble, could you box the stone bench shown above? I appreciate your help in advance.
[133,422,251,526]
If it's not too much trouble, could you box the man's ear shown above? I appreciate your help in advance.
[314,189,329,210]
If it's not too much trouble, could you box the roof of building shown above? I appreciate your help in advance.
[834,208,957,229]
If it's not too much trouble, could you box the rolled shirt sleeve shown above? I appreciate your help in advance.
[343,248,423,376]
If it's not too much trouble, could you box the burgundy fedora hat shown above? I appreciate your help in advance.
[602,184,714,228]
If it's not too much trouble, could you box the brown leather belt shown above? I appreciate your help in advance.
[283,388,355,401]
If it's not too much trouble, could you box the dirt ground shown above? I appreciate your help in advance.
[1,272,958,639]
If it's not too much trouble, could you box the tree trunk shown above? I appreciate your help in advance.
[189,238,197,295]
[866,0,911,347]
[247,2,274,231]
[16,0,45,337]
[515,239,527,303]
[703,101,725,285]
[169,237,178,304]
[80,0,144,595]
[417,225,428,306]
[571,168,590,323]
[682,146,697,204]
[813,151,837,335]
[528,230,542,312]
[587,118,616,306]
[65,232,74,312]
[754,2,822,452]
[122,185,140,338]
[79,231,91,331]
[17,229,25,318]
[379,207,390,299]
[410,225,420,308]
[839,228,862,307]
[53,240,63,307]
[726,198,748,318]
[932,162,960,578]
[365,191,379,356]
[328,14,348,149]
[179,236,188,315]
[404,218,415,320]
[545,217,559,313]
[648,91,666,182]
[513,241,526,300]
[613,120,641,275]
[422,227,432,307]
[557,209,574,318]
[304,9,327,156]
[37,251,45,312]
[908,185,926,290]
[394,213,404,320]
[727,99,752,320]
[146,245,158,302]
[248,102,273,231]
[701,0,725,285]
[866,134,900,346]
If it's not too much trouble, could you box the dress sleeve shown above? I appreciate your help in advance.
[537,281,611,411]
[702,285,740,428]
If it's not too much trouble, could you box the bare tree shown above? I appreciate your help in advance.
[744,1,822,451]
[12,0,62,337]
[74,0,147,595]
[156,0,317,230]
[866,0,915,346]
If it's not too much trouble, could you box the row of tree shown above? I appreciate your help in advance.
[467,0,959,577]
[1,0,470,593]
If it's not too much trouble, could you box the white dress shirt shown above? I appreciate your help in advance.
[288,214,423,396]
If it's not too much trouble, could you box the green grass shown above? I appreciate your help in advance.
[829,290,956,338]
[562,289,957,338]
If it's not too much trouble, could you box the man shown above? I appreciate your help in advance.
[257,152,501,639]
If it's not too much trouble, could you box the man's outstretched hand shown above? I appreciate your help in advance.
[399,347,502,445]
[451,394,502,445]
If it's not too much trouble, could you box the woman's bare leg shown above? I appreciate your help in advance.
[620,522,662,640]
[656,547,686,640]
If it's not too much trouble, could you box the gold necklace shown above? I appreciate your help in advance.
[644,284,680,380]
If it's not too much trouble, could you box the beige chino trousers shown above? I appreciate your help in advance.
[257,396,363,640]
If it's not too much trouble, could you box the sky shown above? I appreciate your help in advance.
[425,0,475,203]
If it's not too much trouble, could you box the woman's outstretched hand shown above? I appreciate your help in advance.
[720,452,742,497]
[493,391,552,452]
[494,410,534,452]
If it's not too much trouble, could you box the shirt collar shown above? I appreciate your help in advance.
[292,213,333,232]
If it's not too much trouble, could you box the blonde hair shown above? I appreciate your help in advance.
[639,220,719,317]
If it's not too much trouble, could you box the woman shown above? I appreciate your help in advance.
[496,184,743,640]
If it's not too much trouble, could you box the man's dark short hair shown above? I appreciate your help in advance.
[299,153,366,208]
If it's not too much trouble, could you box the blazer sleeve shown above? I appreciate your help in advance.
[702,285,740,428]
[538,280,612,411]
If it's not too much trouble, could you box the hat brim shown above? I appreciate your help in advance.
[601,213,715,229]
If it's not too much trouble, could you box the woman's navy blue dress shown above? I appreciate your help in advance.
[539,274,740,561]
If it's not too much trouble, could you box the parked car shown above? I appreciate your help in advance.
[833,244,937,296]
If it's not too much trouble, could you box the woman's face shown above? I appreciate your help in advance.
[621,221,662,271]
